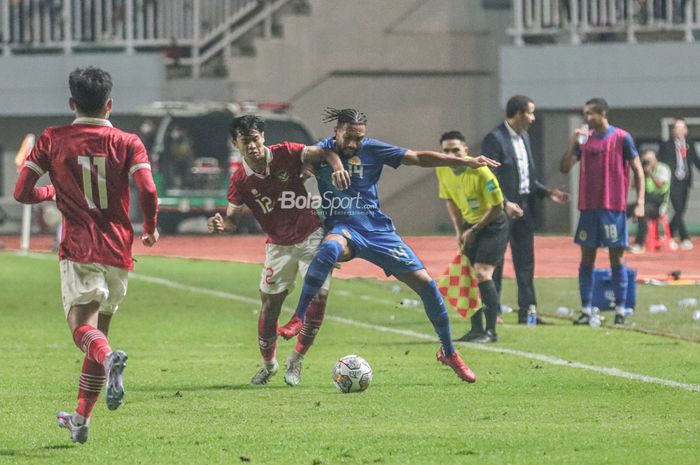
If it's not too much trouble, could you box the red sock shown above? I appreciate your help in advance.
[75,356,106,419]
[295,296,326,355]
[72,325,112,365]
[257,311,278,362]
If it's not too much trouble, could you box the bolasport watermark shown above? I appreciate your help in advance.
[278,190,375,216]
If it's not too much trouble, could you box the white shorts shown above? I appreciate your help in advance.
[260,228,332,294]
[59,260,129,318]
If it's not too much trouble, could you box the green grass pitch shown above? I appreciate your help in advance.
[1,252,698,465]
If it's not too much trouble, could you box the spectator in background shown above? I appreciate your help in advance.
[636,0,668,24]
[627,149,671,253]
[48,0,64,41]
[560,97,644,326]
[165,37,181,67]
[108,0,125,39]
[481,95,569,325]
[142,0,159,38]
[659,118,700,250]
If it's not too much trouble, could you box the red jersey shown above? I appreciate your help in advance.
[576,126,638,212]
[227,142,321,245]
[24,118,152,270]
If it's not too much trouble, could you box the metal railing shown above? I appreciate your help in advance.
[510,0,700,44]
[0,0,294,76]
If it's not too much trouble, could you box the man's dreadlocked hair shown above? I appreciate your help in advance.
[322,107,367,126]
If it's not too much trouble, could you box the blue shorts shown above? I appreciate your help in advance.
[575,209,628,249]
[329,224,425,277]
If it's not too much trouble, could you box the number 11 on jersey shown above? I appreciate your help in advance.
[78,156,108,209]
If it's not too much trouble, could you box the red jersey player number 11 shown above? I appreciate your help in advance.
[13,67,159,444]
[77,155,109,209]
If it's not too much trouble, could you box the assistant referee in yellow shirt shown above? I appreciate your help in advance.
[436,131,509,343]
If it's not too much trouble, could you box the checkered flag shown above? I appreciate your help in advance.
[437,254,481,318]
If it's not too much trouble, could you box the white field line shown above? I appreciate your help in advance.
[336,288,424,313]
[130,274,700,393]
[14,252,700,393]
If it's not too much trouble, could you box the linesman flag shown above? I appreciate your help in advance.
[437,254,481,318]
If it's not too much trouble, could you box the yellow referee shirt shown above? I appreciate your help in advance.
[436,166,504,225]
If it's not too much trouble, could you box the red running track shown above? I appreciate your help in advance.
[2,234,697,281]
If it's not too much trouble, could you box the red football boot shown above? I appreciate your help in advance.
[277,315,303,340]
[436,347,476,383]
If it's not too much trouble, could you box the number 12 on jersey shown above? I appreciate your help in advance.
[78,156,108,209]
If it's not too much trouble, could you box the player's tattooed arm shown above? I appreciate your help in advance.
[401,150,500,169]
[208,205,244,234]
[302,146,351,189]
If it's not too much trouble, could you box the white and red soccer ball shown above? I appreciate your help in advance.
[332,355,372,393]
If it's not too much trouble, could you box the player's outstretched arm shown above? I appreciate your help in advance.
[401,150,500,169]
[13,168,55,204]
[303,146,350,189]
[132,168,159,247]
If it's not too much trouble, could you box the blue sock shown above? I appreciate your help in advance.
[294,240,343,320]
[579,264,594,308]
[416,281,455,356]
[611,264,628,307]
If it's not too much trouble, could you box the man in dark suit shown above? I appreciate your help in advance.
[659,117,700,250]
[481,95,569,324]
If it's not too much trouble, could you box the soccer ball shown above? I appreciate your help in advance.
[332,355,372,393]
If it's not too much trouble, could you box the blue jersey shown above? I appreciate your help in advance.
[315,136,407,232]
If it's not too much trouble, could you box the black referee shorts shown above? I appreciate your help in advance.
[461,212,508,266]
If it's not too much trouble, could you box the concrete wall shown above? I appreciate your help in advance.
[291,73,499,234]
[0,1,511,235]
[0,52,160,205]
[0,0,512,234]
[0,53,163,116]
[500,43,700,110]
[229,0,495,100]
[227,0,511,234]
[9,4,698,235]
